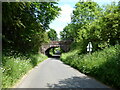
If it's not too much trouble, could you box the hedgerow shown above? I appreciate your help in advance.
[61,45,120,88]
[2,53,47,88]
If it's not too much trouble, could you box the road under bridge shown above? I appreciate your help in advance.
[40,40,72,57]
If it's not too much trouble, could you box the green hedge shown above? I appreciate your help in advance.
[2,53,47,88]
[61,45,120,88]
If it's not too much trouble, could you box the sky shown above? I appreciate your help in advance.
[49,0,119,38]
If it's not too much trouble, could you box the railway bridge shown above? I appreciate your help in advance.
[40,40,72,56]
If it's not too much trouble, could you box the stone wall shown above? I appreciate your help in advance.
[40,40,72,54]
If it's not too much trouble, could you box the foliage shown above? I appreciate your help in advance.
[2,2,61,53]
[49,48,54,56]
[60,1,101,41]
[71,1,101,25]
[49,47,61,56]
[2,2,61,88]
[47,29,58,41]
[61,45,120,88]
[2,53,47,88]
[60,24,75,41]
[60,1,120,53]
[60,1,120,88]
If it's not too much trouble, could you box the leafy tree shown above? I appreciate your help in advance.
[2,2,61,54]
[71,1,102,39]
[77,2,120,51]
[60,1,120,53]
[60,24,75,41]
[60,1,102,41]
[47,29,58,41]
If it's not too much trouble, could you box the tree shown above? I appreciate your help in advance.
[2,2,61,53]
[47,29,58,41]
[60,23,75,41]
[60,1,120,53]
[76,2,120,51]
[71,1,102,39]
[60,1,102,42]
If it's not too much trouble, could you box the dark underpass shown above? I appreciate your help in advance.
[45,47,63,58]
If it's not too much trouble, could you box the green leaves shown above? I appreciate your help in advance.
[48,29,58,41]
[61,1,120,53]
[2,53,47,88]
[3,2,61,53]
[61,45,120,88]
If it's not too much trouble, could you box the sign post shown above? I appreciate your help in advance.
[87,42,93,54]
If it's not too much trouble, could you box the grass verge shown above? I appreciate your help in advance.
[60,45,120,88]
[2,53,47,88]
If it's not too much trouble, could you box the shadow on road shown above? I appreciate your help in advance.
[48,54,60,59]
[47,76,109,88]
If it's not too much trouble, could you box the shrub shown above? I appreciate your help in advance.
[2,53,47,88]
[61,45,120,88]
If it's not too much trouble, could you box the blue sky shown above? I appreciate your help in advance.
[49,0,119,38]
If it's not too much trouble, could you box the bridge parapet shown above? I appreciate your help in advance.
[40,40,72,54]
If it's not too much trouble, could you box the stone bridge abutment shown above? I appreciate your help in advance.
[40,40,72,55]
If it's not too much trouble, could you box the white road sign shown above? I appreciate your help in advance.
[87,42,93,53]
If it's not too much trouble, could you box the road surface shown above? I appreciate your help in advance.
[16,58,109,88]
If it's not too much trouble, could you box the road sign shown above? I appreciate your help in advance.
[87,42,92,53]
[87,48,92,52]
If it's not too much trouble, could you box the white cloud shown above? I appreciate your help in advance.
[55,27,63,38]
[50,0,119,39]
[50,24,66,38]
[55,4,74,23]
[49,4,74,38]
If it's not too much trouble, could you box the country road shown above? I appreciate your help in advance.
[15,58,109,88]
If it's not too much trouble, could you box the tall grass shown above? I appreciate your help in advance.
[2,53,47,88]
[61,45,120,88]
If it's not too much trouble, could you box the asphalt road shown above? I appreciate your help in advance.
[16,58,109,88]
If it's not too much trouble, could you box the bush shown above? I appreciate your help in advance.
[2,53,47,88]
[61,45,120,88]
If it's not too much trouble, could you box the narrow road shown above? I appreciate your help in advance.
[16,58,109,88]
